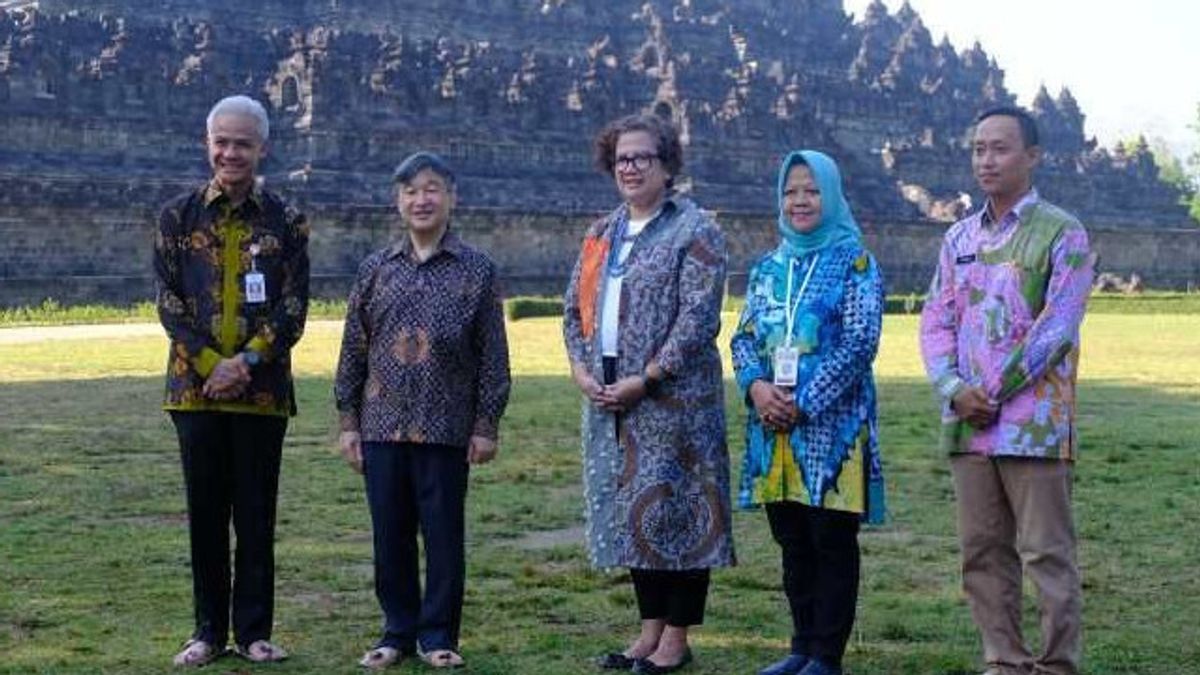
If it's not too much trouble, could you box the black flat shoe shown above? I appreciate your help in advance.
[632,649,693,674]
[598,652,637,670]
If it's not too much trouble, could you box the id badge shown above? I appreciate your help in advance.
[773,346,799,387]
[244,272,266,304]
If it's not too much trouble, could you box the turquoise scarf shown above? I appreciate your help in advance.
[775,150,862,257]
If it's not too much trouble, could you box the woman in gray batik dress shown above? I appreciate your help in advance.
[563,113,735,675]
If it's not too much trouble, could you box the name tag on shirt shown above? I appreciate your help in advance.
[955,253,977,265]
[245,272,267,304]
[773,346,799,387]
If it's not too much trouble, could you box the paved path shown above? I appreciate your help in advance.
[0,323,164,345]
[0,320,343,345]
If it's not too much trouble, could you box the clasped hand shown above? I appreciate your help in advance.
[202,355,251,400]
[572,365,645,413]
[951,385,999,429]
[750,381,801,432]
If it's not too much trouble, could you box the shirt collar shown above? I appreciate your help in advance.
[615,194,680,230]
[980,188,1039,228]
[387,228,463,262]
[652,194,681,218]
[202,178,264,211]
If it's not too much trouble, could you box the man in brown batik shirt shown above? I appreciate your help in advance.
[334,151,510,670]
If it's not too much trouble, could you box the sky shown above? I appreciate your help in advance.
[842,0,1199,162]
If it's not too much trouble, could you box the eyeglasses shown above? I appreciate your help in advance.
[614,153,660,172]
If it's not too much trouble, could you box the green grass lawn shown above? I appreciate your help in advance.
[1,315,1197,674]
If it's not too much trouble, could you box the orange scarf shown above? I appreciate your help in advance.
[576,235,609,339]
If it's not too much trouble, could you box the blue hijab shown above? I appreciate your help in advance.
[776,150,862,257]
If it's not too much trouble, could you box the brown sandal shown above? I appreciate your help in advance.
[359,646,402,670]
[234,640,289,663]
[172,639,223,667]
[418,647,465,669]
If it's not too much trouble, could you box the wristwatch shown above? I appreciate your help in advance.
[641,373,662,398]
[241,350,262,368]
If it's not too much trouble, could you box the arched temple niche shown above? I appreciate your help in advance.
[281,75,301,111]
[267,52,313,128]
[33,58,60,98]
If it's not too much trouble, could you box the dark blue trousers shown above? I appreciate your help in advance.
[170,411,287,650]
[363,442,469,653]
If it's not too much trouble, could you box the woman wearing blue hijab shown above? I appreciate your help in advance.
[730,150,886,675]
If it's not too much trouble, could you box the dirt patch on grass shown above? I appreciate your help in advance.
[507,524,586,551]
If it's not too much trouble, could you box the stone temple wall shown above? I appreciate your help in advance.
[0,0,1195,306]
[1,183,1196,308]
[1,0,1191,222]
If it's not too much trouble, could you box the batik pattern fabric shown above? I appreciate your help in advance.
[919,190,1095,459]
[154,180,310,417]
[563,196,736,571]
[334,231,511,447]
[731,243,886,524]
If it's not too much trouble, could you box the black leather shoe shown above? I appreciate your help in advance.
[632,649,693,674]
[759,653,810,675]
[598,652,637,670]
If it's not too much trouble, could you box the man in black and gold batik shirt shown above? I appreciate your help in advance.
[154,95,309,668]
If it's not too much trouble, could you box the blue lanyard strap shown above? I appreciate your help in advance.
[605,207,663,278]
[605,211,630,277]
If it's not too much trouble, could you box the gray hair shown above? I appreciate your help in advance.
[206,95,270,141]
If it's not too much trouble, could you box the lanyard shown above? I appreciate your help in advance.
[606,207,661,278]
[784,254,819,346]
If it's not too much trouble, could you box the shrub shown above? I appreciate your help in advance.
[504,296,564,321]
[884,294,926,315]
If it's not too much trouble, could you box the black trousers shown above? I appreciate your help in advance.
[170,411,287,649]
[766,501,860,667]
[363,442,469,653]
[606,358,711,628]
[630,568,711,627]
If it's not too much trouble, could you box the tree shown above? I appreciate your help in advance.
[1188,103,1200,223]
[1125,125,1200,225]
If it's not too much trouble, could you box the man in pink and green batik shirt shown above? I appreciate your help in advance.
[920,106,1095,675]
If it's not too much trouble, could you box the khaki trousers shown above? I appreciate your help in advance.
[950,454,1082,675]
